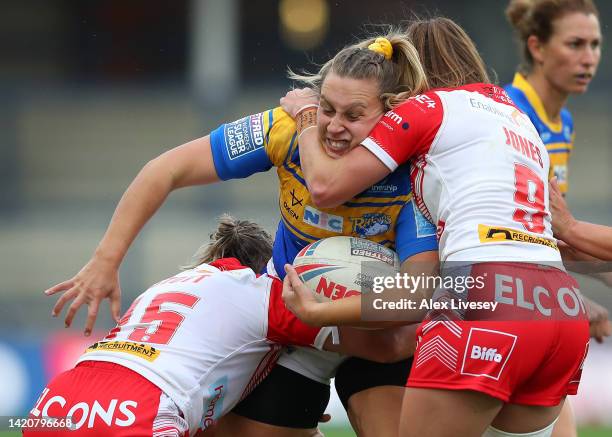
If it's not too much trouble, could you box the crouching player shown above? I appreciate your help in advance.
[25,215,414,436]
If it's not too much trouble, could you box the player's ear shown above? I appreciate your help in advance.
[527,35,545,65]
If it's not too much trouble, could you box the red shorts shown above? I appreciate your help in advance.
[408,263,590,406]
[25,360,188,436]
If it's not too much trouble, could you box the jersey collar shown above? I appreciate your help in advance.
[209,257,247,271]
[512,73,563,132]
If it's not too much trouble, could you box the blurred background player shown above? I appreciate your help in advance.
[44,31,438,437]
[505,3,607,435]
[504,0,600,195]
[30,215,415,436]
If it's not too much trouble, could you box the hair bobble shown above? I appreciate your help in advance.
[368,37,393,60]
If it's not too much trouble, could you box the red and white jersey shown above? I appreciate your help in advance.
[362,83,561,263]
[78,258,331,433]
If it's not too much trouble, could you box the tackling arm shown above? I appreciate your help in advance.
[46,136,220,335]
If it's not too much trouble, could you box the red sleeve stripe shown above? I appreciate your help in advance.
[266,278,321,347]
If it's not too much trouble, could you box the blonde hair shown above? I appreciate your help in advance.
[183,214,273,273]
[506,0,599,73]
[405,17,491,89]
[289,28,428,110]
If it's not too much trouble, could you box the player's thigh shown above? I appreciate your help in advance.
[491,400,564,435]
[230,365,330,430]
[214,413,322,437]
[335,357,411,437]
[550,400,577,437]
[346,386,404,437]
[399,387,502,437]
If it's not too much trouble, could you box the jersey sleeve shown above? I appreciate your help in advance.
[361,93,444,171]
[209,107,297,180]
[395,197,439,262]
[266,278,332,350]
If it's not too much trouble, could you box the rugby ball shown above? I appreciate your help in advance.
[293,236,399,302]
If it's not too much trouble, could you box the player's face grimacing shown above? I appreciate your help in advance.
[317,72,384,159]
[537,12,601,95]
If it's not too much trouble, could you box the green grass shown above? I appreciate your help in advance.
[320,426,357,437]
[577,427,612,437]
[1,426,610,436]
[319,426,612,437]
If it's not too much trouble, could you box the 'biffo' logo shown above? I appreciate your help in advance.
[470,345,502,363]
[461,328,517,380]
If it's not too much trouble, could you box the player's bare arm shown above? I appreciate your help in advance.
[551,178,612,260]
[282,250,438,327]
[45,135,220,335]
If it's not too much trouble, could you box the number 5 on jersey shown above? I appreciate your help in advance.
[105,292,200,344]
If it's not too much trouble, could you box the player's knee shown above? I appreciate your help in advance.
[483,419,557,437]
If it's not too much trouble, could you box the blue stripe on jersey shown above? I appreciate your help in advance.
[279,133,307,186]
[265,110,274,145]
[283,162,307,187]
[548,149,571,154]
[395,200,438,262]
[283,132,298,164]
[280,206,318,241]
[210,122,273,180]
[272,223,310,279]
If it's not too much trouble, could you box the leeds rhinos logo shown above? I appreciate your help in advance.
[350,213,391,237]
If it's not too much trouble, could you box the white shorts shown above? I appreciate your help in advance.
[267,258,346,383]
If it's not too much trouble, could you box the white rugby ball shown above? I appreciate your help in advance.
[293,236,399,302]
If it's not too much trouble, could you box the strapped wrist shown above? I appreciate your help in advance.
[296,108,317,136]
[296,104,319,117]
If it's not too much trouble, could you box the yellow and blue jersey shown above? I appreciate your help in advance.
[505,73,575,194]
[210,107,438,277]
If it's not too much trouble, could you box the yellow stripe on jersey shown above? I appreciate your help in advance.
[265,108,299,166]
[546,142,573,153]
[511,73,562,133]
